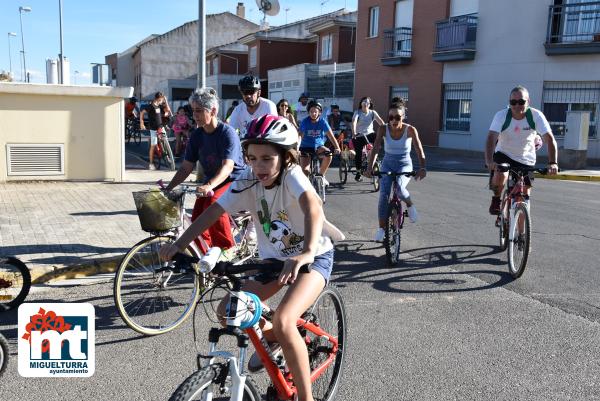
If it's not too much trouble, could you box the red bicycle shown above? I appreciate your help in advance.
[168,253,346,401]
[152,126,176,171]
[495,163,550,278]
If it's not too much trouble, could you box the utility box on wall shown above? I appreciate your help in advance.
[559,111,590,169]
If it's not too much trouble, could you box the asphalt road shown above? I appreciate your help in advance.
[1,169,599,400]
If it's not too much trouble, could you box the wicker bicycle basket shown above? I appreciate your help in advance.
[132,190,184,232]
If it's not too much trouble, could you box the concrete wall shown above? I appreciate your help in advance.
[440,0,600,160]
[0,83,132,182]
[136,14,259,98]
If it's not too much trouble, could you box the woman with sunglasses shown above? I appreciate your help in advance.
[485,86,559,215]
[365,102,426,243]
[276,98,299,130]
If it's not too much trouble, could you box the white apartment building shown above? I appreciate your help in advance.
[437,0,600,161]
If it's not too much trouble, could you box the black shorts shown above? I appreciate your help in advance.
[299,146,329,156]
[493,151,534,186]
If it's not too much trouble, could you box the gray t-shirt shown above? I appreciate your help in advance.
[353,109,376,136]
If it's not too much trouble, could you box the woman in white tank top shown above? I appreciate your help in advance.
[365,102,427,243]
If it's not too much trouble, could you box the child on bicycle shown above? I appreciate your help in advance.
[172,106,192,156]
[365,102,427,242]
[298,100,341,187]
[159,114,343,401]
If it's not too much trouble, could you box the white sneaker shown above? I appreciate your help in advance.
[374,227,385,242]
[408,205,418,223]
[148,164,156,171]
[322,176,329,187]
[248,343,282,373]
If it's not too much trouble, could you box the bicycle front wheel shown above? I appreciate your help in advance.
[338,158,348,185]
[114,236,201,335]
[162,135,176,171]
[0,257,31,310]
[134,130,142,145]
[313,175,326,203]
[508,203,531,278]
[384,202,402,265]
[169,363,261,401]
[372,162,381,192]
[0,333,8,378]
[306,286,347,401]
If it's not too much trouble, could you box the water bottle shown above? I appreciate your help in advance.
[226,291,262,329]
[199,247,221,273]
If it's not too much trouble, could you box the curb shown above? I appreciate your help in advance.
[534,172,600,182]
[31,256,122,284]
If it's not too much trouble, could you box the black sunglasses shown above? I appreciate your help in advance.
[242,89,258,96]
[388,115,402,122]
[510,99,526,106]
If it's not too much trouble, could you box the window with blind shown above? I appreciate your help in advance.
[443,83,472,131]
[542,81,599,138]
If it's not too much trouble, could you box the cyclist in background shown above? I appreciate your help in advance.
[172,106,192,157]
[485,85,559,215]
[125,96,139,121]
[228,75,277,136]
[365,102,426,242]
[298,100,341,187]
[160,114,342,401]
[294,92,310,124]
[140,92,170,170]
[165,88,247,253]
[277,98,299,129]
[351,96,385,181]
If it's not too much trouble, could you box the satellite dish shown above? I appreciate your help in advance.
[256,0,280,17]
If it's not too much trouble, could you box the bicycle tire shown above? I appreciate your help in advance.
[314,176,326,204]
[153,144,163,170]
[498,196,509,251]
[338,159,348,185]
[305,286,347,401]
[384,202,402,265]
[114,236,201,336]
[508,203,531,278]
[0,332,8,378]
[134,130,142,145]
[0,256,31,310]
[169,363,261,401]
[372,162,381,192]
[162,135,176,171]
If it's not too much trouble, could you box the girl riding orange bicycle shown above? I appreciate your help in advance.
[159,114,343,401]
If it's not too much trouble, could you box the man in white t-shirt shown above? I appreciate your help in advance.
[485,85,559,214]
[294,92,310,124]
[228,75,277,137]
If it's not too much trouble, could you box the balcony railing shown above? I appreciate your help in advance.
[432,14,477,62]
[545,1,600,55]
[381,27,412,66]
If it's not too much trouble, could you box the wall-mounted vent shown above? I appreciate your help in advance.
[6,144,64,176]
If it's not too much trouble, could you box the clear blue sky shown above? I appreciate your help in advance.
[0,0,357,85]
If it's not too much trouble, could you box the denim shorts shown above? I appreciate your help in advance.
[149,129,158,146]
[310,248,334,284]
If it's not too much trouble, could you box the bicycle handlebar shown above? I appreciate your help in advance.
[172,252,311,284]
[156,179,214,197]
[496,163,555,175]
[375,171,418,177]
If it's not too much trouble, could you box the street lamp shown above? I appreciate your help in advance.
[285,8,290,25]
[74,70,79,85]
[7,32,17,78]
[18,6,32,82]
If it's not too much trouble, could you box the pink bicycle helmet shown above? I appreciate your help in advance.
[242,114,298,150]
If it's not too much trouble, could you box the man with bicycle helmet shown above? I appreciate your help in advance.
[228,75,277,137]
[298,100,341,187]
[159,114,343,401]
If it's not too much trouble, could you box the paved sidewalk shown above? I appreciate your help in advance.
[0,148,598,284]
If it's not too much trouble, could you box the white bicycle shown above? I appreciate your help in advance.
[113,184,257,335]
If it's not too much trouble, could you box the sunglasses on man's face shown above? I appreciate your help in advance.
[510,99,527,106]
[242,89,257,96]
[388,115,402,122]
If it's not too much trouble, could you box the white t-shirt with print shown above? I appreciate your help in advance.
[228,98,278,136]
[490,107,552,166]
[295,101,309,123]
[217,165,334,260]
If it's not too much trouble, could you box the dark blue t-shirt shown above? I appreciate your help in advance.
[184,121,247,184]
[299,117,331,148]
